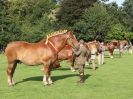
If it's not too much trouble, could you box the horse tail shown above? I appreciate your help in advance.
[1,44,7,54]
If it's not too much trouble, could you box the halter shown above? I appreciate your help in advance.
[48,40,58,52]
[44,30,76,52]
[45,37,58,52]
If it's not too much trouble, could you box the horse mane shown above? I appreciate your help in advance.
[45,30,68,44]
[47,30,68,38]
[38,30,68,44]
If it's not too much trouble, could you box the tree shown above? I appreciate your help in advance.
[123,0,133,18]
[105,23,125,41]
[0,0,14,46]
[73,3,111,41]
[0,0,56,46]
[105,2,132,31]
[56,0,97,27]
[123,0,133,31]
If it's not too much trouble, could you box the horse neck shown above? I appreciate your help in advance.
[48,35,68,53]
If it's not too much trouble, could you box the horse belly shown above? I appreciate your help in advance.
[20,56,42,66]
[17,51,42,66]
[20,52,56,66]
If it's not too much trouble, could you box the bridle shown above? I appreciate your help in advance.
[45,36,58,52]
[66,36,77,49]
[48,40,58,52]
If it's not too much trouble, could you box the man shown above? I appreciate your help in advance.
[97,42,105,65]
[90,48,97,70]
[73,39,90,83]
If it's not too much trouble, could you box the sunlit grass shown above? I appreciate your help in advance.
[0,52,133,99]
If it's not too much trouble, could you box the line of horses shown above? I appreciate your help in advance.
[4,30,133,86]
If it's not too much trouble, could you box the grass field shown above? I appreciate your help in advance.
[0,52,133,99]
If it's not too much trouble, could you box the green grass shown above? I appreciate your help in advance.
[0,52,133,99]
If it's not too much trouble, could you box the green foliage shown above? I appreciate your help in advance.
[105,24,125,41]
[105,2,133,31]
[0,0,56,46]
[56,0,97,27]
[1,0,133,45]
[123,0,133,19]
[124,32,133,41]
[0,0,19,46]
[123,0,133,31]
[73,3,111,41]
[105,23,133,41]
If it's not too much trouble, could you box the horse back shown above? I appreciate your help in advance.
[5,41,56,65]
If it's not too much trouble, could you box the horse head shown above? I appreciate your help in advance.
[65,30,78,49]
[43,30,78,53]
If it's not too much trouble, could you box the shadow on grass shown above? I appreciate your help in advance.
[104,53,122,58]
[85,66,99,70]
[16,74,91,85]
[56,67,71,71]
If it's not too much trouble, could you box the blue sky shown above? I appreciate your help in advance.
[106,0,125,6]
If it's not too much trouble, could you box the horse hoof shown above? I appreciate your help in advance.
[8,83,15,87]
[12,81,16,86]
[48,81,54,85]
[43,83,49,86]
[71,69,76,72]
[92,68,96,71]
[43,81,49,86]
[110,56,114,59]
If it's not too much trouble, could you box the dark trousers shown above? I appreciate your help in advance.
[76,64,85,74]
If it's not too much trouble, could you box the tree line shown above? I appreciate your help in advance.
[0,0,133,47]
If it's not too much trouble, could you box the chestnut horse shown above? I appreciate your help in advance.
[119,40,133,54]
[107,39,133,57]
[57,45,76,71]
[52,43,91,71]
[47,45,75,71]
[5,30,78,86]
[105,40,120,58]
[86,41,103,70]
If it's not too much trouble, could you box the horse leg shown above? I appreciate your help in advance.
[7,61,17,86]
[42,65,53,85]
[92,59,96,70]
[111,49,114,58]
[70,66,76,72]
[42,66,49,85]
[69,57,76,72]
[101,52,104,64]
[108,50,114,58]
[129,47,133,54]
[70,61,76,72]
[47,65,53,85]
[97,53,102,65]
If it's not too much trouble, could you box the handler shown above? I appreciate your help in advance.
[73,39,90,83]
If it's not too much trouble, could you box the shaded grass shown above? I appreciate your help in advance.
[0,52,133,99]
